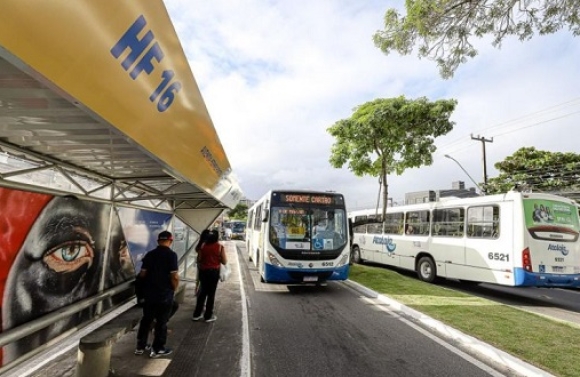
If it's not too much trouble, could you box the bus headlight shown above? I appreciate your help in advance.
[336,254,349,267]
[267,251,283,267]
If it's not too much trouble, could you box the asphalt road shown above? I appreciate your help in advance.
[237,243,511,377]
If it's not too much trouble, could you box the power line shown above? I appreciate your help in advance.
[436,97,580,156]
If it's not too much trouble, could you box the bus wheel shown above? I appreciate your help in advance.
[417,256,437,283]
[351,246,363,264]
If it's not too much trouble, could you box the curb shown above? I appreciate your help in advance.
[344,279,555,377]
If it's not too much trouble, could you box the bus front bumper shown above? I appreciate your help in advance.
[263,264,350,284]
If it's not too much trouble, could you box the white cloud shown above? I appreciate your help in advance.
[165,0,580,210]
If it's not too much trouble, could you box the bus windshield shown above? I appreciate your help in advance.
[269,206,348,251]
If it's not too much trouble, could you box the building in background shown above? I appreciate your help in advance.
[404,181,479,205]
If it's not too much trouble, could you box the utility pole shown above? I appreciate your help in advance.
[471,134,493,193]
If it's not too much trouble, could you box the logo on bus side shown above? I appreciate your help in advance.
[548,244,569,256]
[373,236,396,254]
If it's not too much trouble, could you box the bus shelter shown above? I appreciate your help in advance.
[0,1,242,371]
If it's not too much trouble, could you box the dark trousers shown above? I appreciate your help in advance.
[137,300,173,351]
[193,269,220,319]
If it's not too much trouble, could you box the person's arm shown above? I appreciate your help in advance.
[170,271,179,291]
[220,244,228,265]
[169,252,179,291]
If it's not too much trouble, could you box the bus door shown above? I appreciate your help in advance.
[523,198,580,278]
[464,204,504,282]
[258,200,270,272]
[430,207,466,278]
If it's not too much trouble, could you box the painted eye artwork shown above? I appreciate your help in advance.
[44,241,94,271]
[0,195,132,364]
[43,228,96,273]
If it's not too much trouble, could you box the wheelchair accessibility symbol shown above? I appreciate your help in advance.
[313,239,324,250]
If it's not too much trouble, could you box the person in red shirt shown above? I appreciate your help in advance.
[192,230,227,322]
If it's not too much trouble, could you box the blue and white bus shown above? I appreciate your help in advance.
[246,190,350,283]
[349,191,580,288]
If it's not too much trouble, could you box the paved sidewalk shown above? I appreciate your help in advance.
[17,243,244,377]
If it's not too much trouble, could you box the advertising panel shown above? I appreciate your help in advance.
[116,207,173,269]
[0,188,171,365]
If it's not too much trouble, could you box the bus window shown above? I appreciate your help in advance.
[384,212,403,234]
[405,210,429,236]
[254,204,263,230]
[367,222,382,234]
[433,208,465,237]
[354,215,367,224]
[467,206,500,239]
[247,210,254,230]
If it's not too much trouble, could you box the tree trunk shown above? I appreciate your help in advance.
[381,161,388,231]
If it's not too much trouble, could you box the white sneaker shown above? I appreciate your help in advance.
[149,348,173,358]
[192,314,204,321]
[205,315,217,322]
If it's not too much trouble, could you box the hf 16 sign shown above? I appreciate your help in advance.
[111,15,182,113]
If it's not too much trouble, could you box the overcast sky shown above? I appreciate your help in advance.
[165,0,580,210]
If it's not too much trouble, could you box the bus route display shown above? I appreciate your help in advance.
[272,192,344,206]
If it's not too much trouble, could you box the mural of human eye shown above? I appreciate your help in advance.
[44,239,95,273]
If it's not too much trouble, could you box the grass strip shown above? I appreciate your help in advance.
[349,264,580,377]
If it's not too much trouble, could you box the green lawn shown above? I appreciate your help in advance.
[348,264,580,377]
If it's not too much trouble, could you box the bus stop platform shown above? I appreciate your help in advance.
[11,244,245,377]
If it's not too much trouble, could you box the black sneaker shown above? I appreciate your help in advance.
[150,348,173,358]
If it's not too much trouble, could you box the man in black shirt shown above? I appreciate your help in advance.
[135,230,179,358]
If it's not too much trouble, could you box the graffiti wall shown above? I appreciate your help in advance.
[0,187,174,365]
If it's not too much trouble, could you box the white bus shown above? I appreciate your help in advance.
[246,190,350,283]
[349,191,580,287]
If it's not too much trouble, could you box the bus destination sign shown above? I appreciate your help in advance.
[277,193,339,206]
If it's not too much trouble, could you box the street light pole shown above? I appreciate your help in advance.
[444,154,484,195]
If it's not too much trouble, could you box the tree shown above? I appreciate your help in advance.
[227,203,248,220]
[327,96,457,220]
[486,147,580,195]
[373,1,580,79]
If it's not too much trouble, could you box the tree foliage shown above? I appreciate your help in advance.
[486,147,580,195]
[373,1,580,78]
[227,203,248,220]
[327,96,457,219]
